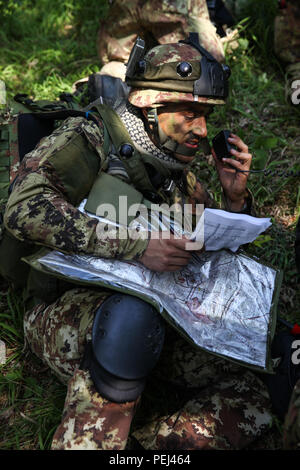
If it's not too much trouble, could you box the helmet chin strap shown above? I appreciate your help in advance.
[146,108,199,157]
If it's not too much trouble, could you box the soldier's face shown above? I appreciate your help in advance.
[156,103,212,162]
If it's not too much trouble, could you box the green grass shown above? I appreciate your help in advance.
[0,0,109,100]
[0,0,299,450]
[0,283,66,449]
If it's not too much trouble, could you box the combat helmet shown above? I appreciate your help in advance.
[125,33,231,156]
[126,32,231,108]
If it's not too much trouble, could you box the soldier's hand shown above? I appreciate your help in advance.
[212,133,252,212]
[139,233,194,272]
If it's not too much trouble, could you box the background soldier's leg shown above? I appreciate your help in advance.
[187,0,225,62]
[97,0,225,80]
[133,328,273,449]
[141,0,225,62]
[24,287,139,450]
[97,0,141,68]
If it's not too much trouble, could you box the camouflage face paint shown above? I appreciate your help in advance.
[156,103,210,160]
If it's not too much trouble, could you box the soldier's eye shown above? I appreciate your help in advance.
[184,114,195,121]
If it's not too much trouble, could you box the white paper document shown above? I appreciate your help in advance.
[192,209,272,252]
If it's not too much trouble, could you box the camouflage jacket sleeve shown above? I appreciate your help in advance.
[4,117,148,260]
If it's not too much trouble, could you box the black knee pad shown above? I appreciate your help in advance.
[88,293,165,403]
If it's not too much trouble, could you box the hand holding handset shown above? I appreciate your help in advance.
[212,131,299,177]
[212,129,237,161]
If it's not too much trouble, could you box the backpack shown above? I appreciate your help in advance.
[0,76,128,291]
[0,74,132,243]
[0,91,103,241]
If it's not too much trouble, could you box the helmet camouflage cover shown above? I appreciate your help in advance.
[127,41,228,108]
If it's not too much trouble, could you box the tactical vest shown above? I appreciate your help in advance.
[84,103,185,222]
[0,103,186,304]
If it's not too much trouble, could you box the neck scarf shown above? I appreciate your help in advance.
[118,101,187,171]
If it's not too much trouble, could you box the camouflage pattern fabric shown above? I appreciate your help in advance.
[132,374,272,449]
[23,288,107,383]
[283,379,300,449]
[0,106,22,242]
[24,287,140,450]
[127,42,226,108]
[128,85,225,109]
[0,110,21,192]
[97,0,225,81]
[52,370,140,450]
[3,113,220,262]
[23,288,274,450]
[4,116,148,261]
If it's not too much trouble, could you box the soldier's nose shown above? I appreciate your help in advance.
[193,117,207,138]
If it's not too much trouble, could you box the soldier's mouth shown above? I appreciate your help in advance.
[184,141,199,149]
[184,133,201,148]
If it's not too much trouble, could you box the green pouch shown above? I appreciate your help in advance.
[85,172,154,225]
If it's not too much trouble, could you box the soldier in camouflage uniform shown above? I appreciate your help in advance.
[1,36,275,450]
[97,0,225,81]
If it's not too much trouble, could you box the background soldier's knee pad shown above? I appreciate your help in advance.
[87,293,165,403]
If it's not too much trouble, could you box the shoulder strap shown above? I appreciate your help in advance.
[85,172,153,225]
[92,103,170,199]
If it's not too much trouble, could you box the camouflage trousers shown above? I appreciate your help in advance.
[97,0,225,81]
[24,287,274,450]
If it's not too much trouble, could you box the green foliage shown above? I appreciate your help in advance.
[0,0,19,17]
[0,289,24,355]
[200,24,300,211]
[0,0,109,100]
[233,0,280,67]
[0,365,65,450]
[253,234,273,248]
[0,285,65,449]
